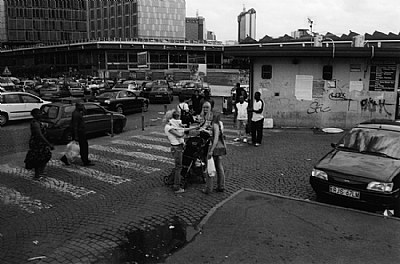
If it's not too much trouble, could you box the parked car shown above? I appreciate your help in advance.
[0,91,51,126]
[39,84,72,101]
[65,81,84,97]
[148,85,174,104]
[112,82,143,96]
[180,81,210,98]
[172,80,192,95]
[40,102,127,143]
[310,119,400,217]
[93,89,149,114]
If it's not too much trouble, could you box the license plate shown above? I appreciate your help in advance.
[329,186,360,199]
[155,95,162,97]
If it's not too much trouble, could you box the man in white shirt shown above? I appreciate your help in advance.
[234,95,248,143]
[249,92,264,147]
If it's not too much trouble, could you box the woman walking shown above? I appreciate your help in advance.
[24,108,54,180]
[199,101,226,194]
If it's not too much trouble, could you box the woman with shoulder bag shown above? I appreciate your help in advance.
[199,101,226,194]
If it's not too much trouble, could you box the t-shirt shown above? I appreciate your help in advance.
[164,119,184,145]
[177,102,189,114]
[236,101,248,121]
[251,99,264,122]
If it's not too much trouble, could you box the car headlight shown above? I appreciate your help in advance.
[104,100,110,104]
[311,169,328,180]
[367,182,393,193]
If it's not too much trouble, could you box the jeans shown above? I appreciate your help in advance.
[205,155,225,191]
[171,144,184,189]
[251,119,264,144]
[77,132,89,164]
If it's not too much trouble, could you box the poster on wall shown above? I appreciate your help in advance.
[295,75,313,100]
[349,81,364,92]
[369,64,396,91]
[312,80,325,98]
[137,52,148,68]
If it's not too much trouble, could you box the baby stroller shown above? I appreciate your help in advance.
[164,131,211,188]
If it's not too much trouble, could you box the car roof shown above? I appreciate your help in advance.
[357,119,400,131]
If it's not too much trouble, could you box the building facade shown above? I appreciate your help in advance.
[0,0,87,46]
[226,34,400,128]
[185,16,206,41]
[237,8,256,42]
[88,0,186,41]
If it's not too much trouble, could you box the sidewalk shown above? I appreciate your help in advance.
[166,189,400,264]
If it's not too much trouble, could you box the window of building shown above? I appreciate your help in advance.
[323,65,333,80]
[261,65,272,79]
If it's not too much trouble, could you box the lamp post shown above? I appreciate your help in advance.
[324,37,335,58]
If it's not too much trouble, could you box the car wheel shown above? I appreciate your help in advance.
[0,113,8,126]
[113,121,124,134]
[116,106,124,114]
[62,129,73,144]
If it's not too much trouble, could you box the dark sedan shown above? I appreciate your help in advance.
[93,89,149,114]
[310,119,400,217]
[148,86,173,104]
[40,102,127,143]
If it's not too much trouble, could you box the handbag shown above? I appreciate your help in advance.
[213,121,227,156]
[207,157,216,177]
[65,141,80,162]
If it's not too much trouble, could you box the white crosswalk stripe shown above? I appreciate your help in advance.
[89,154,160,174]
[90,145,174,165]
[0,164,95,198]
[130,135,169,144]
[0,185,52,214]
[51,160,131,185]
[111,139,170,153]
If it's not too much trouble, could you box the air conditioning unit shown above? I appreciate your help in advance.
[352,35,365,47]
[314,34,323,47]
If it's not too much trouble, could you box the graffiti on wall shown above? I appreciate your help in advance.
[360,98,393,116]
[307,101,331,114]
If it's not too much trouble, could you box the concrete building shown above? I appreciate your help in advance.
[88,0,186,41]
[238,7,256,42]
[0,0,87,46]
[185,16,206,41]
[207,31,216,41]
[225,32,400,128]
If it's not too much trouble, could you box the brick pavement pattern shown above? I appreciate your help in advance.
[0,114,343,263]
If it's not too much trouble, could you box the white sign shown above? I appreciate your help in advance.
[2,66,11,76]
[295,75,313,100]
[349,81,364,92]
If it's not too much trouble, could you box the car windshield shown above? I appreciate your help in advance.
[114,84,129,89]
[154,87,168,92]
[97,92,117,98]
[338,127,400,159]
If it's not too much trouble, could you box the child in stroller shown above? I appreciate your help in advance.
[164,131,211,188]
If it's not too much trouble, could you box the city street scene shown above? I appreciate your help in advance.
[1,0,400,263]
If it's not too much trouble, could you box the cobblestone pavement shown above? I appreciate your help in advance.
[0,114,343,263]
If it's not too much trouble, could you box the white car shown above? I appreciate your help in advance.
[0,92,51,126]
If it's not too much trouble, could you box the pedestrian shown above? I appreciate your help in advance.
[200,89,214,109]
[233,83,248,124]
[199,101,226,194]
[190,89,203,116]
[234,95,248,143]
[249,91,264,147]
[164,109,199,194]
[61,102,94,166]
[176,94,192,128]
[24,108,54,180]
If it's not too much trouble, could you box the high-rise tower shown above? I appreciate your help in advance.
[237,7,256,42]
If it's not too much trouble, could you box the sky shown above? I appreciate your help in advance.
[185,0,400,41]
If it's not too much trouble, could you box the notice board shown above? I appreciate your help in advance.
[369,65,396,91]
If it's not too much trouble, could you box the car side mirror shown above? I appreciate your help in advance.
[331,143,337,148]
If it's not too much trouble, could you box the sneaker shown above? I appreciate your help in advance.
[215,187,225,192]
[174,188,185,194]
[233,138,241,142]
[255,143,261,147]
[242,138,247,143]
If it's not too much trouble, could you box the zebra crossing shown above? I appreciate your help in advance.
[0,117,242,214]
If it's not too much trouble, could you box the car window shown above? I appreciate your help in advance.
[3,94,21,103]
[41,105,60,119]
[126,91,136,97]
[155,87,168,92]
[98,92,116,98]
[118,91,128,98]
[85,104,105,115]
[62,106,75,118]
[21,94,40,103]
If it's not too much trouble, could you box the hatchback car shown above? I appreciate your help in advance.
[93,89,149,114]
[0,92,51,126]
[39,84,72,100]
[310,119,400,217]
[40,102,127,143]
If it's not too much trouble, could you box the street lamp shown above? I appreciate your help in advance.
[323,37,335,58]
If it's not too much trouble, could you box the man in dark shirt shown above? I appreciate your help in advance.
[71,102,94,166]
[190,89,203,115]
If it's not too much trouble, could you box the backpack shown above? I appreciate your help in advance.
[178,104,193,125]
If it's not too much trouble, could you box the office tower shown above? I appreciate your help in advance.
[0,0,88,46]
[237,7,256,42]
[185,16,206,41]
[88,0,186,40]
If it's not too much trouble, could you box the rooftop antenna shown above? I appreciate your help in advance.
[196,9,199,17]
[307,17,314,36]
[243,4,246,12]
